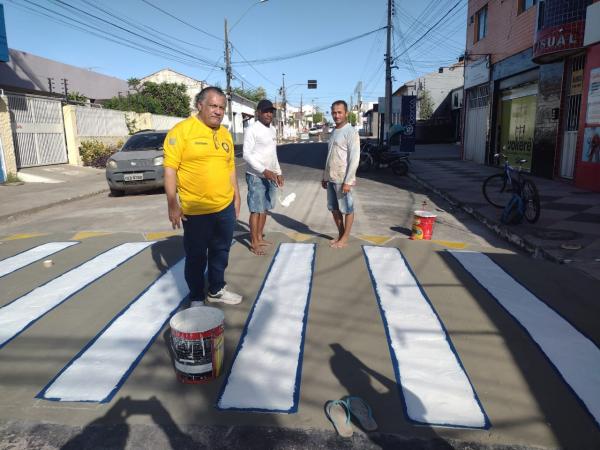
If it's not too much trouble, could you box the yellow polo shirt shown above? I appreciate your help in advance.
[163,116,235,215]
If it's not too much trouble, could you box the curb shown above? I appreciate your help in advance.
[0,188,109,223]
[407,172,564,265]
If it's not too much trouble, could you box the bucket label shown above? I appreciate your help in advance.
[172,325,224,383]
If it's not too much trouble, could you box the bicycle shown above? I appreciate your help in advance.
[482,153,541,223]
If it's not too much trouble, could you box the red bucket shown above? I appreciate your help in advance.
[410,210,437,240]
[169,307,224,384]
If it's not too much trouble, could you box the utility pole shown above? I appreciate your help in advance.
[282,73,287,137]
[300,94,303,130]
[384,0,393,142]
[224,19,234,137]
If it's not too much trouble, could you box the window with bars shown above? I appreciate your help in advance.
[474,5,488,43]
[537,0,592,28]
[468,85,489,109]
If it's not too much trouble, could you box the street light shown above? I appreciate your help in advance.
[230,0,269,33]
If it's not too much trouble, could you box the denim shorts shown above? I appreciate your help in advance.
[246,173,277,213]
[327,182,354,214]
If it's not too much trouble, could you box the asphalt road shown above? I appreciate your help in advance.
[0,143,599,449]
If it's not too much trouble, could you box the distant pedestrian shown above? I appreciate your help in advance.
[163,86,243,306]
[243,99,283,255]
[321,100,360,248]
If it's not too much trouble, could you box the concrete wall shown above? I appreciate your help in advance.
[0,95,16,177]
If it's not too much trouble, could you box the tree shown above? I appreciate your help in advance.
[232,86,267,103]
[67,91,88,103]
[348,111,357,126]
[104,81,191,117]
[419,89,434,120]
[313,111,324,124]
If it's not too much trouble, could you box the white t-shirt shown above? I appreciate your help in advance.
[243,120,281,178]
[324,123,360,185]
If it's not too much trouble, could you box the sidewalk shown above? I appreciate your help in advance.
[409,144,600,281]
[0,165,108,222]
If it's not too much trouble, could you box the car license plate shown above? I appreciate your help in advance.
[124,173,143,182]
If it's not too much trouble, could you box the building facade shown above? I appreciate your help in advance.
[463,0,600,191]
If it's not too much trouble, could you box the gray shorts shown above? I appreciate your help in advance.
[246,173,276,213]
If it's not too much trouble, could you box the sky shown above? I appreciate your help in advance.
[2,0,468,114]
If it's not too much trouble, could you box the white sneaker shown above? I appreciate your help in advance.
[189,300,205,308]
[207,285,242,305]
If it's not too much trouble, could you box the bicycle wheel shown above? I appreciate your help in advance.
[482,174,513,208]
[521,180,541,223]
[391,160,408,175]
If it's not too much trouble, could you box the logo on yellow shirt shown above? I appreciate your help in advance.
[222,142,230,152]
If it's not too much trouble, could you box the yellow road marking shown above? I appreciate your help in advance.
[144,231,181,241]
[70,231,112,241]
[2,233,47,241]
[358,235,392,245]
[431,240,468,249]
[286,232,313,242]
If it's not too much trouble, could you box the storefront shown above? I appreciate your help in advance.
[574,1,600,191]
[498,83,538,171]
[463,56,490,164]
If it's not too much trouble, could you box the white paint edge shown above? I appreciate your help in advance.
[449,250,600,427]
[40,258,187,402]
[0,242,153,348]
[364,246,487,428]
[0,242,79,278]
[217,243,315,412]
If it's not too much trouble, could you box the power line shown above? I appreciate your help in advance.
[50,0,222,67]
[394,0,463,60]
[13,0,216,68]
[232,26,387,65]
[230,44,278,87]
[139,0,222,42]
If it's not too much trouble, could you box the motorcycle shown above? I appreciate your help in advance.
[358,141,410,175]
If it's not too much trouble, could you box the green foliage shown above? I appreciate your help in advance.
[104,81,190,117]
[67,91,88,103]
[79,139,122,168]
[419,89,434,120]
[348,111,357,126]
[232,86,267,103]
[313,111,324,124]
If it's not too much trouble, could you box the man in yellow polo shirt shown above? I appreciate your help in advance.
[163,86,242,306]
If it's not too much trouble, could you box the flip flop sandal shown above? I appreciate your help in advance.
[325,400,353,437]
[343,396,378,431]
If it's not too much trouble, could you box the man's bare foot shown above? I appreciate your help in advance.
[329,238,339,247]
[332,239,348,248]
[250,245,265,255]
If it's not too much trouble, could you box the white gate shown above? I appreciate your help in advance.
[7,93,68,168]
[463,85,489,164]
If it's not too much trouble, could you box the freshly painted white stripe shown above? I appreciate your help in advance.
[0,242,78,278]
[40,258,187,402]
[449,250,600,427]
[0,242,153,349]
[218,243,315,412]
[363,246,487,428]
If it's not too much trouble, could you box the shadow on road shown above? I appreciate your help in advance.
[61,396,195,450]
[329,343,452,449]
[269,211,332,240]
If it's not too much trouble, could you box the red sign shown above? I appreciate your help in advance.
[533,21,585,61]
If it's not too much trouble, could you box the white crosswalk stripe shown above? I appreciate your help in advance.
[0,242,153,349]
[217,243,316,413]
[38,258,187,403]
[363,246,489,428]
[0,242,79,278]
[449,250,600,428]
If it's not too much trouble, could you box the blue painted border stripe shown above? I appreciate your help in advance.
[216,243,316,413]
[37,258,187,403]
[0,242,154,349]
[0,242,79,278]
[362,245,489,429]
[448,250,600,428]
